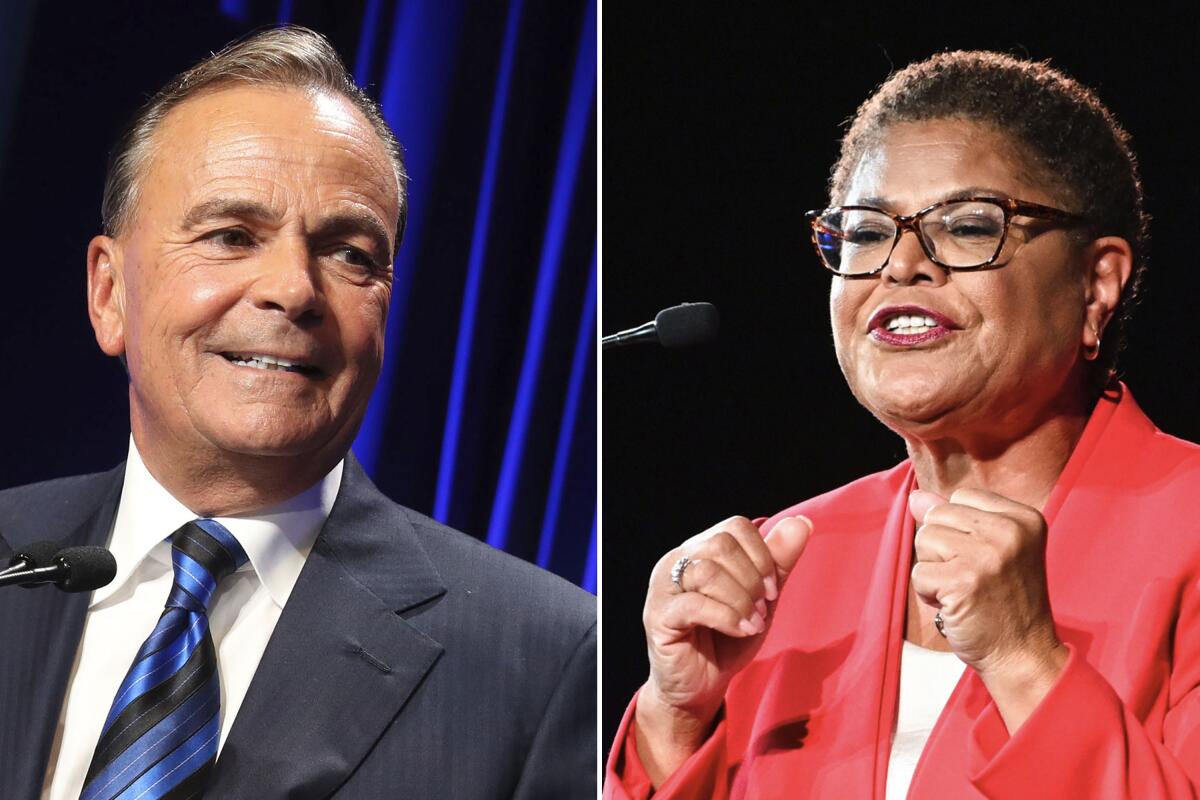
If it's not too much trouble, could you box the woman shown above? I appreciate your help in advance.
[605,51,1200,798]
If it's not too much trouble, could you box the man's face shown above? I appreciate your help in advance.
[94,85,399,469]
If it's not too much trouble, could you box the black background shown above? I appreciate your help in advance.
[601,5,1200,751]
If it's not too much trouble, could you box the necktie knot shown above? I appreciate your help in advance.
[165,519,249,613]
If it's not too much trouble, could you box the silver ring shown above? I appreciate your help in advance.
[670,555,693,592]
[934,611,946,637]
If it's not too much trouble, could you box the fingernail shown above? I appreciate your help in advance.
[738,618,758,636]
[755,598,768,618]
[750,611,766,633]
[763,576,778,602]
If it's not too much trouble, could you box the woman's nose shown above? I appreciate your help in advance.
[879,229,947,286]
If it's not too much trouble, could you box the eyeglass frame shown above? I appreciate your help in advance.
[804,196,1091,277]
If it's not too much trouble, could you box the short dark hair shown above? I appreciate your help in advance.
[101,25,407,249]
[831,50,1148,389]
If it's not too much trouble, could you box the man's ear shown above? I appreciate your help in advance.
[1081,236,1134,355]
[87,235,127,358]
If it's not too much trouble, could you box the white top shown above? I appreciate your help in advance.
[885,640,968,800]
[41,438,342,800]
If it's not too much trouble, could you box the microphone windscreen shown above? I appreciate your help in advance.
[9,540,61,569]
[55,546,117,593]
[655,302,720,349]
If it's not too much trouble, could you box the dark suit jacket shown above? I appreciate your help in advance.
[0,456,596,799]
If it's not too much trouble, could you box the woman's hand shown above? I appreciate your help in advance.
[909,488,1068,730]
[634,515,812,785]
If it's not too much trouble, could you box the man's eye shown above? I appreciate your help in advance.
[331,246,380,271]
[201,229,255,248]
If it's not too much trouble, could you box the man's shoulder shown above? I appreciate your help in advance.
[0,466,123,549]
[391,503,595,628]
[340,495,596,702]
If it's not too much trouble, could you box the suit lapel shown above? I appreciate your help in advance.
[0,466,123,800]
[209,456,447,798]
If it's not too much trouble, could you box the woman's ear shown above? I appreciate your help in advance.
[1081,236,1134,357]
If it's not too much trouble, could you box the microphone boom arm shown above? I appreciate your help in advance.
[602,321,657,350]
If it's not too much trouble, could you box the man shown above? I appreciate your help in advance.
[0,26,595,800]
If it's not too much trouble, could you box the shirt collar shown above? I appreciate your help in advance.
[94,436,342,609]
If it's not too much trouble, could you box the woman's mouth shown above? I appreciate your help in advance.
[867,305,960,347]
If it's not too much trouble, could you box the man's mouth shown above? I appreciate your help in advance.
[221,352,320,376]
[867,305,960,346]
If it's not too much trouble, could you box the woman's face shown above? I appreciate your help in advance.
[830,119,1092,439]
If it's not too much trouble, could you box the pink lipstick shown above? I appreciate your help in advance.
[867,305,961,347]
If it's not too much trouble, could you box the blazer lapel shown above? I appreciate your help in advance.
[862,468,917,799]
[0,466,123,800]
[209,456,447,798]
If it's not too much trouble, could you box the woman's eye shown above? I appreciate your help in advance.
[845,225,891,245]
[938,210,1003,239]
[947,219,1002,238]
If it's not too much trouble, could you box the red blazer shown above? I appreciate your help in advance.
[607,386,1200,798]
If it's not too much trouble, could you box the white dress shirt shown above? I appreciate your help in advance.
[41,438,342,800]
[885,639,968,800]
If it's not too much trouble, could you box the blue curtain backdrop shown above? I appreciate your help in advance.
[0,0,596,591]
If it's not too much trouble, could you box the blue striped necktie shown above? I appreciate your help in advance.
[81,519,248,800]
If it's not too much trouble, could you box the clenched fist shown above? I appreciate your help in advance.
[909,488,1068,730]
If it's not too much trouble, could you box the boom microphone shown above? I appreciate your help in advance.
[0,546,117,593]
[602,302,719,350]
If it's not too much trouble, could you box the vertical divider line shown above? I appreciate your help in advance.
[433,0,525,523]
[485,0,597,550]
[583,511,597,594]
[536,249,596,567]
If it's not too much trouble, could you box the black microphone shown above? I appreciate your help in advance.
[0,540,61,579]
[0,546,117,593]
[602,302,720,350]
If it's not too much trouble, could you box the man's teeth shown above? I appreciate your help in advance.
[884,314,939,334]
[228,354,305,372]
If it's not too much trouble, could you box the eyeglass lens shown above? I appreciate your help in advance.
[815,200,1008,274]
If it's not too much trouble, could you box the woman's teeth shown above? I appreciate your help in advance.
[885,315,938,334]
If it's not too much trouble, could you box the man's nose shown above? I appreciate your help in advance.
[250,239,323,321]
[879,229,948,287]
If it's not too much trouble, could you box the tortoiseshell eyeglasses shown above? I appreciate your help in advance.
[805,197,1089,277]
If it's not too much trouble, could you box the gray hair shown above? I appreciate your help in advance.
[101,25,408,248]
